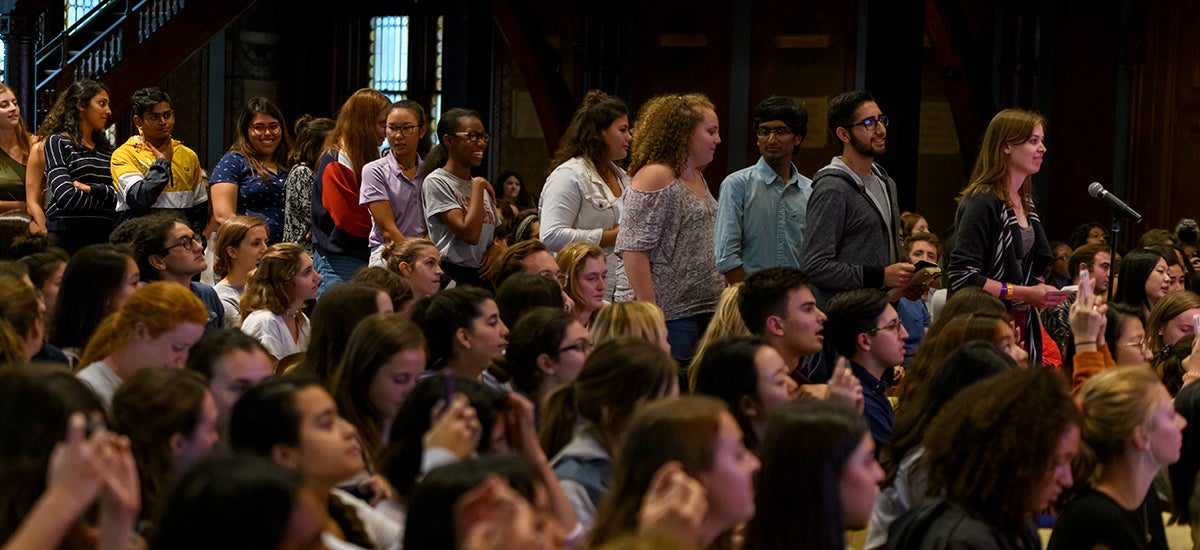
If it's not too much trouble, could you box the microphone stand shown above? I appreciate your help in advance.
[1108,211,1120,304]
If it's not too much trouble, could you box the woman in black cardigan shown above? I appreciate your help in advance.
[947,109,1071,365]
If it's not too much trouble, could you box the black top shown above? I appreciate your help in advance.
[1047,486,1168,550]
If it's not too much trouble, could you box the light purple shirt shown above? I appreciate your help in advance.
[359,153,425,248]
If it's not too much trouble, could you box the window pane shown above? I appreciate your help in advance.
[369,15,408,101]
[66,0,103,28]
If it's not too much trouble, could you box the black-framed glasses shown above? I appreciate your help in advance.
[452,131,490,144]
[387,124,421,137]
[845,116,889,132]
[868,319,903,335]
[160,234,203,255]
[558,339,594,355]
[755,126,793,138]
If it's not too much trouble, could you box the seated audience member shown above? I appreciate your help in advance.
[76,281,208,408]
[212,215,268,327]
[352,266,414,316]
[1103,303,1153,368]
[128,212,224,332]
[404,455,561,550]
[686,284,751,391]
[151,454,326,550]
[540,339,678,535]
[335,314,427,471]
[1113,248,1172,317]
[692,336,799,452]
[0,270,49,362]
[413,285,508,388]
[111,367,218,532]
[1048,367,1183,550]
[898,232,940,366]
[748,399,883,550]
[1140,228,1177,249]
[17,247,67,327]
[558,241,608,327]
[0,210,49,260]
[1040,243,1112,357]
[185,328,273,446]
[492,238,573,311]
[588,397,760,549]
[1068,222,1108,250]
[382,237,443,302]
[239,243,322,361]
[1145,290,1200,394]
[589,301,671,354]
[501,306,590,408]
[900,211,930,240]
[495,273,566,330]
[1146,242,1190,294]
[506,209,540,245]
[739,267,863,410]
[230,376,402,549]
[0,368,138,549]
[1170,371,1200,543]
[887,369,1080,549]
[1044,241,1073,289]
[824,288,907,449]
[49,243,139,365]
[866,341,1017,548]
[293,282,393,388]
[110,87,208,231]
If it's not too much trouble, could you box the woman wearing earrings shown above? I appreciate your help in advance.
[239,243,322,361]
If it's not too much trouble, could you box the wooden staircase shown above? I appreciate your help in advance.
[33,0,254,127]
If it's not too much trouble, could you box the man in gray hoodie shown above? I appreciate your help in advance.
[801,90,917,306]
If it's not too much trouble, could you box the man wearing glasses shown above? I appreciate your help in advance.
[127,212,225,333]
[801,90,918,307]
[823,288,907,451]
[110,87,208,233]
[714,96,812,284]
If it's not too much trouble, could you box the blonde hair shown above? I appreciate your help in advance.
[381,238,438,273]
[212,215,267,279]
[1146,290,1200,365]
[957,109,1045,210]
[556,242,605,312]
[590,301,667,347]
[79,282,209,367]
[628,93,714,178]
[1076,366,1164,482]
[239,243,308,328]
[687,284,751,392]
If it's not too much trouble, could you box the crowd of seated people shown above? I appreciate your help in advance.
[5,77,1200,550]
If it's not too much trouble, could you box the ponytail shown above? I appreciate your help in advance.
[538,384,579,458]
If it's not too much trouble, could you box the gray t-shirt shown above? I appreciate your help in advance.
[422,168,498,268]
[615,178,723,320]
[77,360,121,410]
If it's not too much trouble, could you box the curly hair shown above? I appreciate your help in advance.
[239,243,308,325]
[550,90,629,184]
[44,80,111,151]
[923,368,1080,535]
[627,93,714,177]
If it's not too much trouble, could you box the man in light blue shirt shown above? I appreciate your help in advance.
[715,96,813,284]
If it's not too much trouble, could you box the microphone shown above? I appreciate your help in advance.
[1088,182,1142,222]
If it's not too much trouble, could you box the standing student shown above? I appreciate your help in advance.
[540,90,632,299]
[42,80,117,252]
[0,82,32,214]
[361,100,430,267]
[210,97,292,244]
[420,108,501,288]
[311,88,391,293]
[283,115,334,251]
[616,93,725,363]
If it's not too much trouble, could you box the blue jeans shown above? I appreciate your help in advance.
[665,312,713,365]
[312,249,367,298]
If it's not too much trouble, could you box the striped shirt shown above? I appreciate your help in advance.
[44,134,118,228]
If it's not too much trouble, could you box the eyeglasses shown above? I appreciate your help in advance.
[868,319,903,335]
[845,116,889,133]
[161,234,203,255]
[250,122,282,135]
[1121,339,1148,351]
[386,124,421,136]
[540,271,568,288]
[558,339,594,355]
[756,126,793,138]
[452,131,490,144]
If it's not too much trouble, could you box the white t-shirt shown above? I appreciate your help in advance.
[240,309,310,359]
